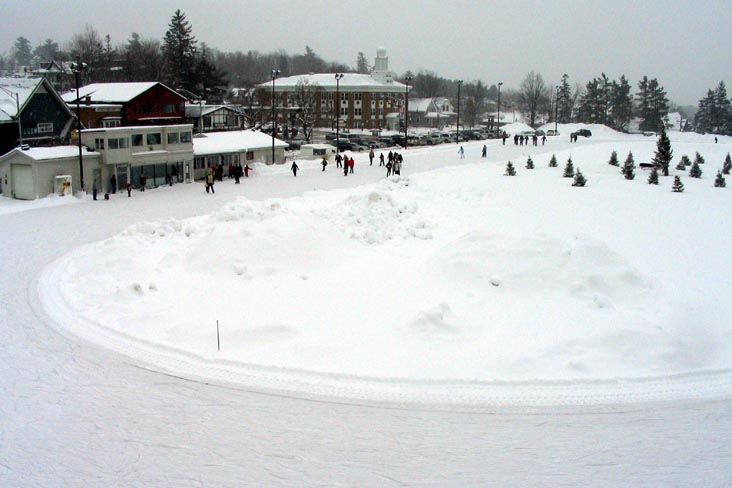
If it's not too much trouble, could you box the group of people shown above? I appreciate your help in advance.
[297,150,405,178]
[513,134,546,146]
[385,151,403,176]
[332,153,356,176]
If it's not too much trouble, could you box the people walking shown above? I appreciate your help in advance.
[110,174,117,194]
[348,156,354,174]
[335,153,343,168]
[139,172,147,191]
[542,135,546,145]
[126,182,132,197]
[92,182,98,200]
[386,160,392,177]
[244,164,250,178]
[369,148,375,165]
[502,131,507,145]
[379,153,385,166]
[459,146,465,159]
[481,145,487,158]
[205,171,215,193]
[321,157,328,171]
[291,161,299,176]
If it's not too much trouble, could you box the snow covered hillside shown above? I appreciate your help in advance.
[35,127,732,406]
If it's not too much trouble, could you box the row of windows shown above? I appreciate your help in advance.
[94,131,192,151]
[139,103,181,114]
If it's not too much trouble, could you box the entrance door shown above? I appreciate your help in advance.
[11,164,34,200]
[116,164,129,190]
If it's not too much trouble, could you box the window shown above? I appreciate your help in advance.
[131,134,143,146]
[108,138,119,149]
[141,104,154,114]
[164,104,175,114]
[354,93,362,101]
[146,133,162,145]
[37,122,53,133]
[246,151,254,160]
[180,131,192,143]
[102,119,120,128]
[340,107,348,116]
[107,137,129,149]
[167,132,179,144]
[94,138,105,150]
[355,108,362,116]
[341,93,347,101]
[194,157,205,170]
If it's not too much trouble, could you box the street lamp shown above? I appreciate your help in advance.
[404,75,412,149]
[334,73,344,152]
[456,80,463,144]
[0,86,23,147]
[270,69,280,164]
[497,82,503,137]
[71,61,87,192]
[555,85,560,134]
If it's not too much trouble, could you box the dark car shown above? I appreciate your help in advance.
[576,129,592,137]
[337,142,355,152]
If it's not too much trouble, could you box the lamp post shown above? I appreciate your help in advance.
[555,85,560,134]
[0,87,23,147]
[404,75,412,149]
[71,61,87,192]
[497,82,502,137]
[271,69,280,164]
[456,80,463,144]
[334,73,343,152]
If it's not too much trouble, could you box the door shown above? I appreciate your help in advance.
[11,164,34,200]
[116,164,129,190]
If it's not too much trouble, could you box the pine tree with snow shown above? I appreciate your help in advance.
[689,161,703,178]
[723,153,731,175]
[679,154,692,167]
[651,125,673,176]
[608,150,619,166]
[563,157,574,177]
[694,152,705,165]
[549,154,558,167]
[647,167,659,184]
[622,151,636,180]
[714,171,726,188]
[672,175,684,192]
[525,156,534,169]
[572,169,587,187]
[505,161,516,176]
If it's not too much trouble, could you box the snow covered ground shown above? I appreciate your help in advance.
[35,127,732,405]
[2,127,732,485]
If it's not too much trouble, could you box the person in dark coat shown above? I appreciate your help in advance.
[335,153,343,168]
[502,132,507,145]
[139,172,147,191]
[386,160,392,177]
[481,145,487,157]
[379,153,385,166]
[369,148,375,165]
[291,161,299,176]
[126,182,132,197]
[110,174,117,194]
[321,157,328,171]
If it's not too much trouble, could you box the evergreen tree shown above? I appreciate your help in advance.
[679,154,692,167]
[622,151,636,180]
[714,171,726,188]
[651,125,673,176]
[549,154,558,167]
[672,176,684,192]
[356,52,370,73]
[163,9,198,92]
[636,76,669,133]
[609,75,633,131]
[13,36,32,66]
[608,150,619,166]
[33,39,59,63]
[647,167,659,185]
[525,156,534,169]
[723,153,732,175]
[675,160,686,171]
[563,157,574,177]
[557,74,574,123]
[694,152,705,165]
[505,161,516,176]
[694,89,716,133]
[689,161,703,178]
[572,169,587,187]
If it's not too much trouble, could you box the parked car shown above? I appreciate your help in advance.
[546,129,560,136]
[534,129,545,136]
[337,142,355,152]
[576,129,592,137]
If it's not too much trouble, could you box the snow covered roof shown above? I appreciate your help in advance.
[0,145,99,162]
[192,130,287,156]
[264,73,407,93]
[185,104,241,118]
[0,76,44,122]
[409,98,436,112]
[61,82,184,103]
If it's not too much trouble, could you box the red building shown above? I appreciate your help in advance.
[61,82,187,129]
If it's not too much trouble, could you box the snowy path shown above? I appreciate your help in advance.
[2,137,732,485]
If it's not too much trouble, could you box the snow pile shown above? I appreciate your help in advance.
[499,122,536,135]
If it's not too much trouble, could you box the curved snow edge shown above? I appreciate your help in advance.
[37,254,732,407]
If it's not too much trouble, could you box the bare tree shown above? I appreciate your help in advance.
[292,79,322,142]
[518,70,550,127]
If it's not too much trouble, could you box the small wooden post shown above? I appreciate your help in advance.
[216,320,220,352]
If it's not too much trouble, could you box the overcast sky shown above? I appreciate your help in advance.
[3,0,730,106]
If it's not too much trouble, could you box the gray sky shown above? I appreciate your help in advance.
[3,0,730,105]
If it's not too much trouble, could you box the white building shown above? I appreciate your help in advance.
[192,129,288,178]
